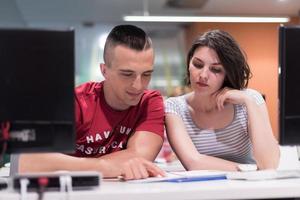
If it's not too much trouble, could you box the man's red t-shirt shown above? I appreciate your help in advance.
[74,81,164,157]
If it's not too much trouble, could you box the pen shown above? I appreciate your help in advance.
[162,174,227,183]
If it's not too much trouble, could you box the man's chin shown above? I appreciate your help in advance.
[126,98,141,106]
[129,100,140,106]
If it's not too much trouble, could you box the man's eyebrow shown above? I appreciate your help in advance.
[118,69,154,73]
[119,69,134,73]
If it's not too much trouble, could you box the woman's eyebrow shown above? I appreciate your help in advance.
[211,62,222,65]
[192,57,202,62]
[193,57,221,65]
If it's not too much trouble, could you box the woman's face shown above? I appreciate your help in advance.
[189,46,226,96]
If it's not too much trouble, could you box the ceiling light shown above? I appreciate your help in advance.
[123,16,290,23]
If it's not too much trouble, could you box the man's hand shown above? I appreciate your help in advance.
[119,157,165,180]
[18,132,165,180]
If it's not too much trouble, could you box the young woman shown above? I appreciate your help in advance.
[165,30,279,171]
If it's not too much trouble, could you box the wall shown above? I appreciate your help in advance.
[184,18,299,139]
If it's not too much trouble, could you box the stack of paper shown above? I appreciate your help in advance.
[227,169,300,181]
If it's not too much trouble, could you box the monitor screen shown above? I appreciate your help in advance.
[0,28,75,153]
[279,25,300,145]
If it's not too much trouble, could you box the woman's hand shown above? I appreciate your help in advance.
[213,88,252,110]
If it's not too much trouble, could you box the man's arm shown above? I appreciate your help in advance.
[98,130,164,179]
[19,131,164,180]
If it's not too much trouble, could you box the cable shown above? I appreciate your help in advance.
[20,178,29,200]
[37,177,49,200]
[0,121,10,166]
[65,175,72,194]
[59,175,66,194]
[59,175,72,200]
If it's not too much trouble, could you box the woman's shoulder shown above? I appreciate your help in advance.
[165,93,190,114]
[165,93,188,104]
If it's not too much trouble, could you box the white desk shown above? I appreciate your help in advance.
[2,178,300,200]
[1,146,300,200]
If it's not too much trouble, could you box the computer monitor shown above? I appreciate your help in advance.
[279,25,300,145]
[0,28,75,154]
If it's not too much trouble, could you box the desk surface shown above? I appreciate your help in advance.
[2,177,300,200]
[1,146,300,200]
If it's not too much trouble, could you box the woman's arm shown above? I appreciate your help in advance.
[165,113,240,171]
[216,88,280,169]
[244,97,280,169]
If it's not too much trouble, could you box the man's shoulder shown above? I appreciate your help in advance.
[75,81,103,97]
[140,89,163,103]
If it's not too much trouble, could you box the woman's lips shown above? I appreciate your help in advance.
[196,82,208,87]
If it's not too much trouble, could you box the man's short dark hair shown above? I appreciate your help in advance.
[103,24,152,66]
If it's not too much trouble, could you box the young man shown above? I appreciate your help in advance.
[18,25,165,180]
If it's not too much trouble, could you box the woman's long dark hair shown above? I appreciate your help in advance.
[185,30,252,90]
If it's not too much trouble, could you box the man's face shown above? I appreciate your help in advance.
[101,45,154,110]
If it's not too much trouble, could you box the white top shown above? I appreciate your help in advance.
[165,88,265,164]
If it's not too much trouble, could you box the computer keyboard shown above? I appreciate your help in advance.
[226,169,300,181]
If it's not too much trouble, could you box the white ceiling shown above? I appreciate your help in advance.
[1,0,300,27]
[1,0,299,90]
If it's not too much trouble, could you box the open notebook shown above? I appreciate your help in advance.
[126,169,300,183]
[127,170,227,183]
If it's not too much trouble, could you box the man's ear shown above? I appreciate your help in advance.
[100,63,107,78]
